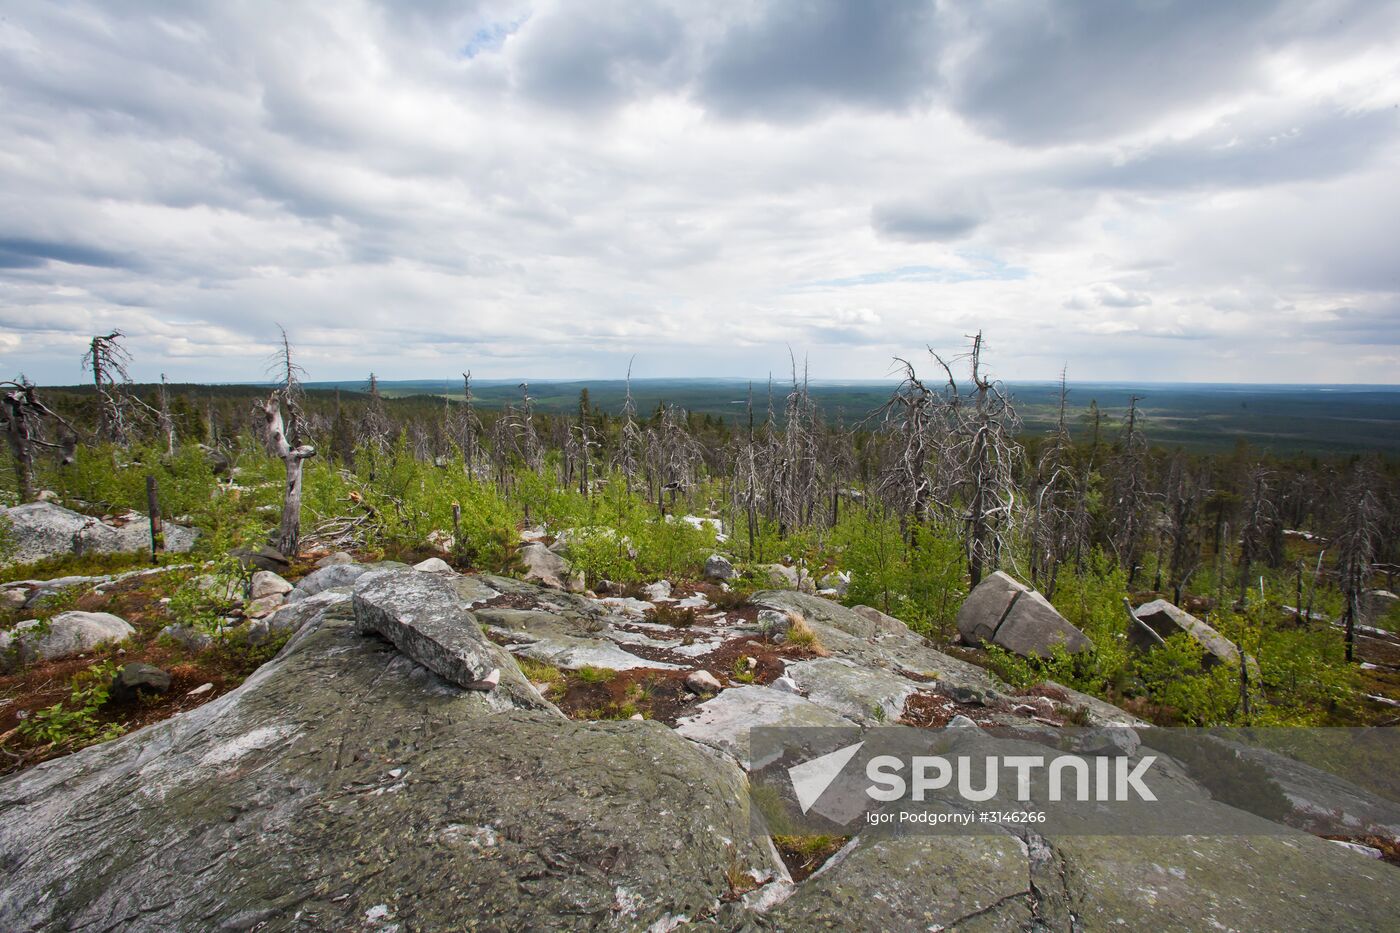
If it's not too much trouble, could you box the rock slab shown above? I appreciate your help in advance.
[353,570,502,690]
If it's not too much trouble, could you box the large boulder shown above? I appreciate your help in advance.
[0,587,785,931]
[675,684,855,768]
[0,502,197,567]
[704,553,737,580]
[282,562,370,604]
[517,542,582,591]
[956,571,1093,658]
[0,502,90,565]
[76,511,198,556]
[1,611,135,669]
[1131,599,1244,669]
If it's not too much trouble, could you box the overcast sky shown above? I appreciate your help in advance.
[2,1,1399,386]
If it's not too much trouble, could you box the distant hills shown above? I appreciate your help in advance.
[301,378,1400,456]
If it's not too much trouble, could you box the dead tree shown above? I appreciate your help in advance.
[871,357,941,525]
[1,379,77,501]
[941,333,1021,587]
[1109,394,1151,583]
[460,371,482,476]
[82,331,144,445]
[263,329,316,558]
[156,373,175,455]
[515,383,543,473]
[1335,466,1384,662]
[615,358,644,487]
[1163,454,1207,604]
[1236,466,1278,605]
[731,383,762,556]
[1029,371,1083,598]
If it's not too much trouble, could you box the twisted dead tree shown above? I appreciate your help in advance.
[941,333,1021,587]
[2,378,78,501]
[263,329,316,558]
[1162,453,1207,604]
[871,357,941,525]
[514,383,543,473]
[731,383,763,556]
[644,403,703,514]
[774,357,823,534]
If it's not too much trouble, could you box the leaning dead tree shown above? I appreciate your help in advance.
[1,378,77,501]
[82,330,146,445]
[263,329,316,558]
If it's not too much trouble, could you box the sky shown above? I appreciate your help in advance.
[2,0,1399,386]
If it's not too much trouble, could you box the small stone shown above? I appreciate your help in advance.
[413,557,454,574]
[644,580,673,601]
[0,588,29,611]
[245,593,285,619]
[187,682,214,696]
[685,670,722,694]
[756,609,792,638]
[704,554,737,581]
[314,551,355,568]
[950,686,986,706]
[109,663,172,703]
[249,570,293,600]
[771,673,801,694]
[160,624,213,652]
[629,713,644,721]
[948,714,980,730]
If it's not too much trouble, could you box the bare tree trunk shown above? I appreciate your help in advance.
[2,392,36,502]
[263,394,316,558]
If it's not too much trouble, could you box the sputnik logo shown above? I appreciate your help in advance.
[788,741,865,816]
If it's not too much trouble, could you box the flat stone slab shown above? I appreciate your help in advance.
[353,570,541,695]
[784,657,922,725]
[1132,599,1243,668]
[675,684,855,769]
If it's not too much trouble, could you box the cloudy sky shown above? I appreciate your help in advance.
[2,0,1399,386]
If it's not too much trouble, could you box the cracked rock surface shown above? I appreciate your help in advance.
[2,571,1398,931]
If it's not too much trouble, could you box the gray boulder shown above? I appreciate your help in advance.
[109,663,172,702]
[3,611,135,667]
[517,542,582,591]
[851,604,914,637]
[248,570,292,599]
[412,557,454,574]
[0,502,91,565]
[1365,589,1397,625]
[956,571,1093,658]
[704,553,737,580]
[283,562,369,604]
[783,657,920,725]
[313,551,354,568]
[75,511,198,557]
[159,623,213,653]
[675,684,855,768]
[761,563,800,589]
[1131,599,1245,669]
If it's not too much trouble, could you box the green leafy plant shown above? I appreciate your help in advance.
[16,660,126,750]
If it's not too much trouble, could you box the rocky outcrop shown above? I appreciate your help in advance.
[0,591,785,931]
[4,572,1398,931]
[0,502,197,566]
[956,571,1093,658]
[1130,599,1245,669]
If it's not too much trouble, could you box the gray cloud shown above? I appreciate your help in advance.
[0,1,1397,386]
[870,204,981,242]
[694,0,939,120]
